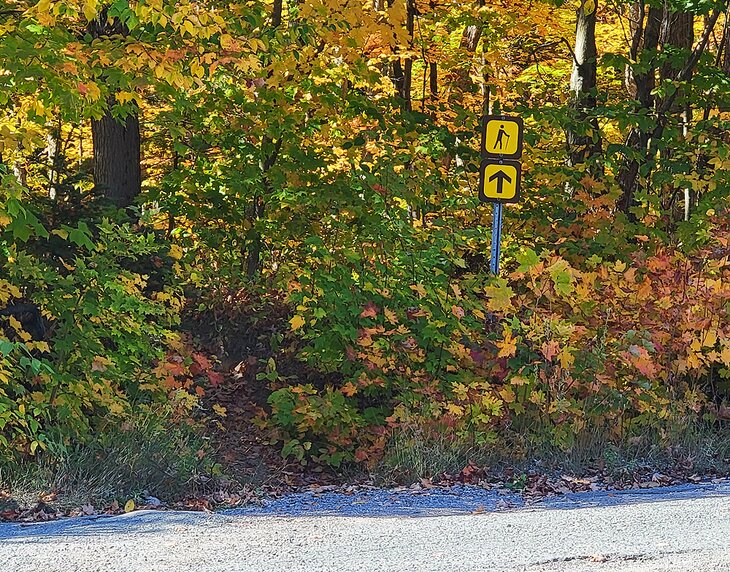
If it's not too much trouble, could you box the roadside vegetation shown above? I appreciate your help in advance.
[1,0,729,514]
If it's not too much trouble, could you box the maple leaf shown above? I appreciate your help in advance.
[496,327,517,358]
[541,341,560,361]
[484,279,514,312]
[384,307,398,324]
[359,302,379,319]
[290,315,306,330]
[341,382,358,396]
[410,284,427,298]
[207,370,223,387]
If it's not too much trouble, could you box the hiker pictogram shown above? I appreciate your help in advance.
[494,124,510,151]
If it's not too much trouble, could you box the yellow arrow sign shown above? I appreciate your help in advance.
[479,160,521,203]
[482,115,523,159]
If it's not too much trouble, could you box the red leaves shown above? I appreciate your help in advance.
[359,301,379,319]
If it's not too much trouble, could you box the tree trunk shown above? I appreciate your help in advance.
[429,62,438,100]
[660,8,693,221]
[617,3,662,214]
[567,0,601,167]
[91,107,141,208]
[88,9,141,208]
[272,0,283,27]
[625,1,644,97]
[392,0,415,110]
[618,6,722,215]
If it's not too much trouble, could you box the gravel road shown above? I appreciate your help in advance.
[1,483,729,571]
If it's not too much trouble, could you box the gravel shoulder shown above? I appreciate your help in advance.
[1,483,729,572]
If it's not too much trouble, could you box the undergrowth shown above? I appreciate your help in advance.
[380,419,730,485]
[0,409,214,511]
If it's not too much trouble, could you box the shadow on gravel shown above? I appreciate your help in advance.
[1,482,729,540]
[0,510,227,540]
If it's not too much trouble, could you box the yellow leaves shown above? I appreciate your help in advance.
[0,280,21,304]
[496,326,517,358]
[510,375,530,386]
[82,0,98,21]
[8,317,31,342]
[558,348,574,370]
[124,499,135,513]
[116,91,143,107]
[248,38,267,53]
[79,81,101,101]
[91,355,113,372]
[702,329,718,348]
[445,403,464,416]
[410,284,427,298]
[189,59,205,79]
[582,0,596,16]
[290,315,306,330]
[168,244,184,260]
[384,307,398,325]
[34,0,54,25]
[484,278,514,312]
[212,404,227,417]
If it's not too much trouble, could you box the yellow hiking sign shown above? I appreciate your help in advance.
[481,115,524,159]
[479,160,521,203]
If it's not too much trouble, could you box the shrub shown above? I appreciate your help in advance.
[268,210,730,464]
[0,176,189,459]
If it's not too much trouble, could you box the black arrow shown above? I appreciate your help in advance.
[488,169,512,194]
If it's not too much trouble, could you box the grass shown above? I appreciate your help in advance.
[379,419,730,485]
[0,409,216,512]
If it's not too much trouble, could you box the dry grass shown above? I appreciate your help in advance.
[0,410,214,512]
[380,419,730,485]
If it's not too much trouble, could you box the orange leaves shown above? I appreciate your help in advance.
[359,302,379,319]
[623,345,660,379]
[340,382,358,397]
[451,305,465,319]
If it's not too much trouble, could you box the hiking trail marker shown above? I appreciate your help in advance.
[478,114,524,274]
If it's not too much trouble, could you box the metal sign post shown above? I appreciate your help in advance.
[489,202,503,275]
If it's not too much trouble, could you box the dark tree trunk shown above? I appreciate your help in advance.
[88,9,141,208]
[429,62,438,99]
[618,6,722,215]
[660,8,694,220]
[392,0,415,110]
[91,106,141,208]
[272,0,283,27]
[617,3,662,214]
[567,0,601,167]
